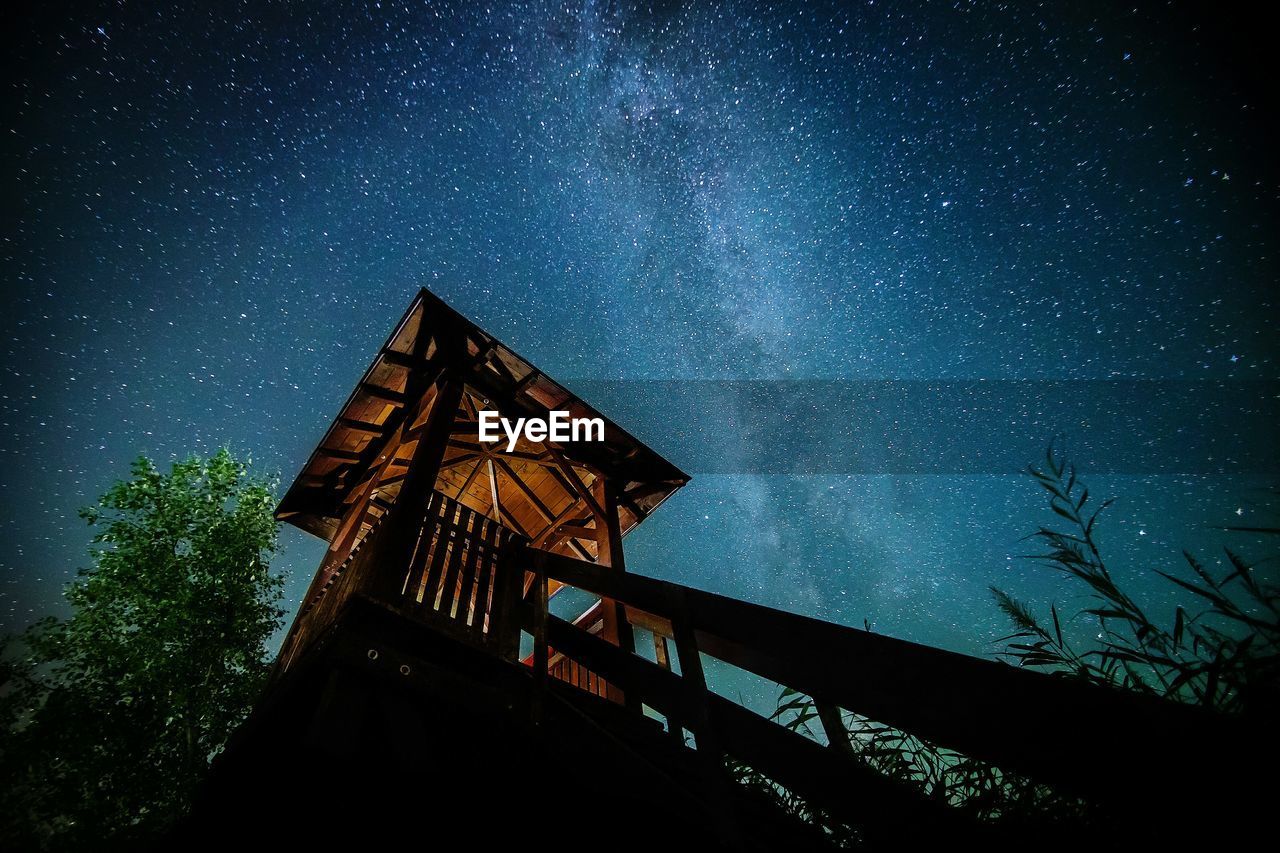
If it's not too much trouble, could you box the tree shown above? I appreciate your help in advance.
[0,449,284,850]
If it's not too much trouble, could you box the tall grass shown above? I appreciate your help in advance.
[732,447,1278,843]
[994,446,1279,714]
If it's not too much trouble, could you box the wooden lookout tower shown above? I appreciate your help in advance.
[271,288,689,694]
[178,289,1265,851]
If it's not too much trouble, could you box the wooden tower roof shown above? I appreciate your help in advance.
[276,289,689,562]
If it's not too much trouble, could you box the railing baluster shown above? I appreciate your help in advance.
[409,492,449,604]
[422,499,460,610]
[455,513,485,631]
[399,492,435,598]
[653,633,671,671]
[471,519,501,636]
[440,504,473,619]
[530,550,549,722]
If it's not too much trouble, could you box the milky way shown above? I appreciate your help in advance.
[3,1,1276,701]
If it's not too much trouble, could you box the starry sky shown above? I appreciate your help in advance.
[3,1,1277,680]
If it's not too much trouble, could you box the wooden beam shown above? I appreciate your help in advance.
[379,349,427,370]
[487,458,502,523]
[361,369,465,600]
[493,457,556,524]
[337,417,387,436]
[545,444,606,521]
[496,503,532,539]
[459,391,477,420]
[595,477,635,707]
[653,633,671,671]
[530,552,549,721]
[317,369,441,512]
[453,456,485,501]
[531,609,960,842]
[360,383,408,406]
[530,498,584,548]
[817,701,855,757]
[317,448,362,463]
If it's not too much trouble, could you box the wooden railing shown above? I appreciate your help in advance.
[280,490,525,670]
[540,600,612,699]
[392,490,523,655]
[513,545,1266,838]
[278,511,390,671]
[278,500,1264,840]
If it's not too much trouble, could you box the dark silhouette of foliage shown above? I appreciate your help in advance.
[734,687,1088,845]
[733,446,1278,845]
[993,446,1280,714]
[0,450,283,850]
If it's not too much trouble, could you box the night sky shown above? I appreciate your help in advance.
[3,1,1276,687]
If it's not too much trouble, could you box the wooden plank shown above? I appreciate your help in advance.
[624,605,673,639]
[530,552,549,720]
[406,492,449,602]
[422,496,460,610]
[317,448,363,463]
[337,417,387,436]
[348,367,458,602]
[669,591,716,758]
[455,515,487,631]
[487,458,502,522]
[360,383,408,406]
[439,503,474,619]
[470,517,501,637]
[703,691,969,844]
[378,348,427,370]
[494,536,527,659]
[494,457,557,523]
[816,701,855,757]
[439,451,480,470]
[596,479,636,707]
[556,523,597,540]
[453,455,485,501]
[653,633,671,671]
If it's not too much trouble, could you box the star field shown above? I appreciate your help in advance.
[3,1,1276,681]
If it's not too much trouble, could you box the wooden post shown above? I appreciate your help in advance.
[653,633,671,670]
[670,588,743,848]
[530,549,549,724]
[490,537,526,660]
[670,590,718,759]
[364,364,464,601]
[816,700,855,757]
[595,477,638,708]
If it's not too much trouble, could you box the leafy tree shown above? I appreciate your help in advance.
[0,450,283,850]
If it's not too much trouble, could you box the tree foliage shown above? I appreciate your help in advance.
[0,450,283,850]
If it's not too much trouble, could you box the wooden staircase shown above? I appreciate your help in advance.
[178,520,1269,850]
